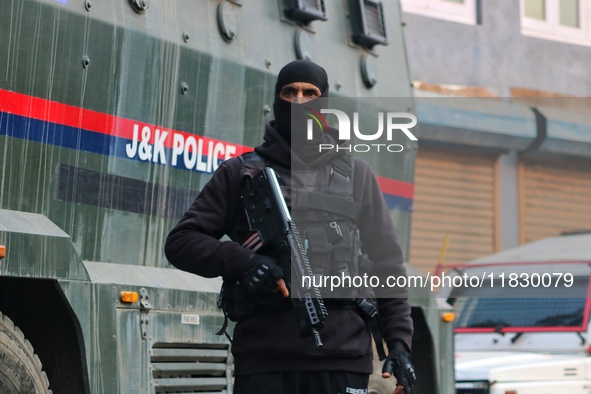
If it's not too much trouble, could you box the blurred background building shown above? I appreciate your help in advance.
[399,0,591,271]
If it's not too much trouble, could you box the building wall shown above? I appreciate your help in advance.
[401,0,591,270]
[402,0,591,96]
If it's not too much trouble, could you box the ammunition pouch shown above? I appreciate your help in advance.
[217,280,259,323]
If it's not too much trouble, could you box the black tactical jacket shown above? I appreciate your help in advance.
[165,121,413,376]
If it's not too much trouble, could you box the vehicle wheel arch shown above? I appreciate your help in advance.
[0,277,89,394]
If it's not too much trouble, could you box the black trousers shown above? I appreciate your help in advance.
[233,371,370,394]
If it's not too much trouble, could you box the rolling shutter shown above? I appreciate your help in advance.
[410,147,498,271]
[520,157,591,243]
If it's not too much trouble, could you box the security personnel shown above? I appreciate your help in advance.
[165,60,415,394]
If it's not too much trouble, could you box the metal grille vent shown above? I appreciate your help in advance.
[363,1,385,38]
[151,343,230,393]
[284,0,327,24]
[348,0,388,48]
[302,0,323,10]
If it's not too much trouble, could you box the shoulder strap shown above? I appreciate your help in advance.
[239,151,266,180]
[303,154,360,220]
[239,150,265,164]
[327,154,352,197]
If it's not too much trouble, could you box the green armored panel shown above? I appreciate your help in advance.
[0,0,415,266]
[0,209,88,280]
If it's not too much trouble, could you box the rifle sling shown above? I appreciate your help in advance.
[323,299,388,360]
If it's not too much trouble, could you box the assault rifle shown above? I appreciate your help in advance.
[241,167,328,349]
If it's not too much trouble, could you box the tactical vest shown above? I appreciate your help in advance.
[217,151,387,359]
[288,154,370,299]
[242,151,371,299]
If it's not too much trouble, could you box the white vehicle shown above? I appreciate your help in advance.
[439,233,591,394]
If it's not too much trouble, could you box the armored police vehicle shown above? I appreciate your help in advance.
[0,0,453,393]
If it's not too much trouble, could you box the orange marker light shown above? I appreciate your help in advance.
[0,245,5,260]
[120,291,139,303]
[442,312,455,323]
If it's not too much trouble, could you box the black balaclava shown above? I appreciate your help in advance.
[272,60,329,144]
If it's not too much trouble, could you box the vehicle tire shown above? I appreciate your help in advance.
[0,312,52,393]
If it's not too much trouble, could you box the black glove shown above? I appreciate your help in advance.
[382,341,416,394]
[243,254,284,294]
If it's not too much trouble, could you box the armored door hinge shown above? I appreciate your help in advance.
[139,288,152,340]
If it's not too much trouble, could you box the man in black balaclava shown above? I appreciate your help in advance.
[272,59,329,144]
[165,59,415,394]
